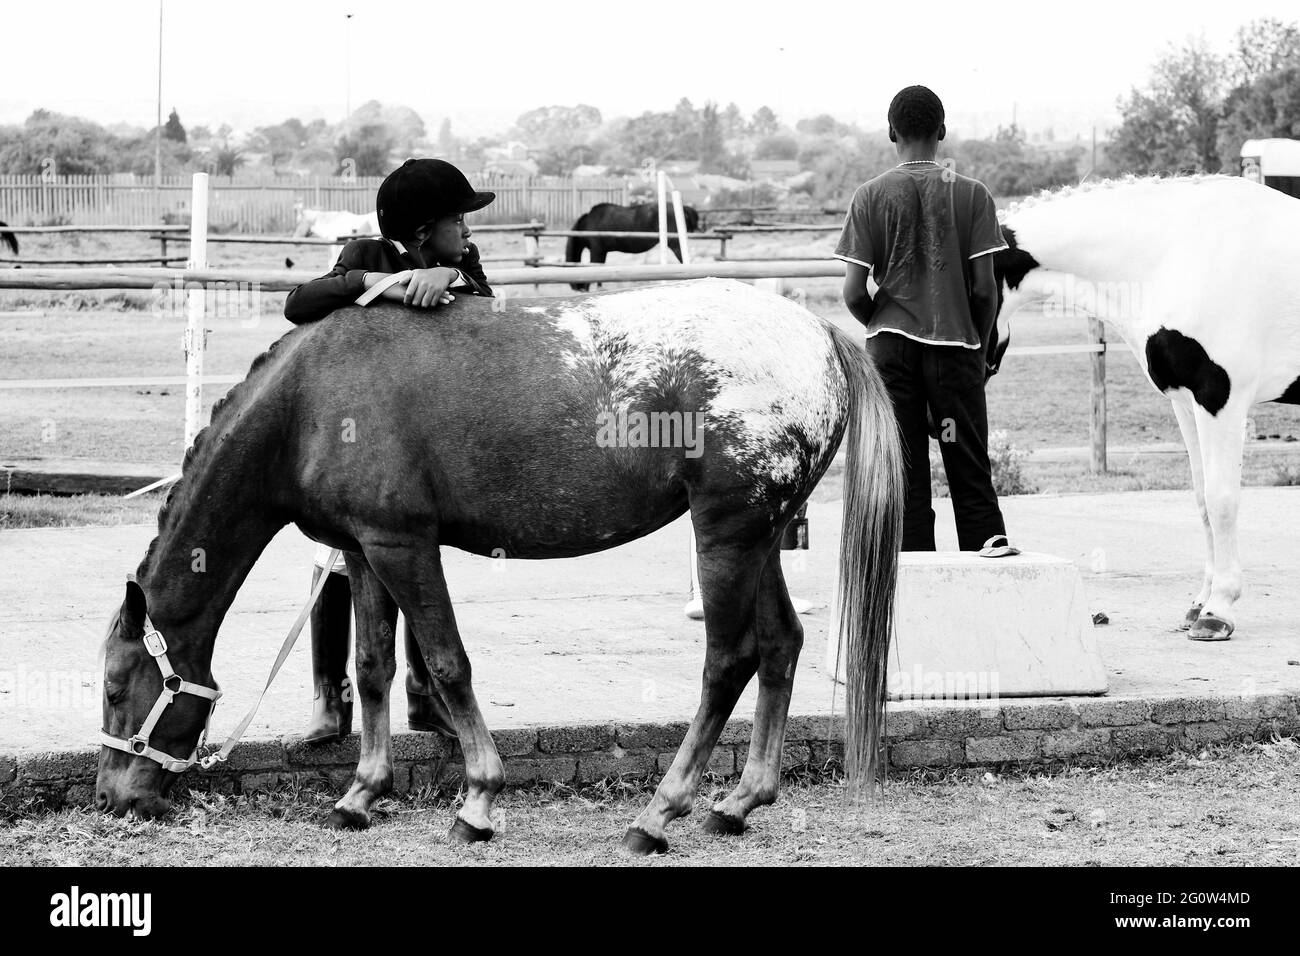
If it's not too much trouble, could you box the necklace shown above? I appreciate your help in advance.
[897,160,939,167]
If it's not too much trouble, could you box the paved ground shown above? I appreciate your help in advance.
[2,489,1298,755]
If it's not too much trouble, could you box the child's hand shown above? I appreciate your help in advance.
[403,267,459,308]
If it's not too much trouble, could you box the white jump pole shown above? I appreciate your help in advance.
[672,187,706,621]
[184,172,210,448]
[125,172,209,500]
[657,171,669,266]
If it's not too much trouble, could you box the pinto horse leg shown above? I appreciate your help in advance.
[621,541,766,855]
[1170,396,1214,627]
[328,557,398,830]
[365,543,504,841]
[1188,398,1248,641]
[705,552,802,835]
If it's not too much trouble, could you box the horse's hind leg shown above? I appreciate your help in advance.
[328,556,398,830]
[706,552,802,835]
[364,542,504,842]
[622,541,765,855]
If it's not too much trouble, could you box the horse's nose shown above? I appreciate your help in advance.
[95,790,109,812]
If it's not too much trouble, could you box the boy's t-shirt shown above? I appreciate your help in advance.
[834,164,1007,348]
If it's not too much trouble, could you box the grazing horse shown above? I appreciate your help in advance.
[0,221,17,255]
[96,278,903,854]
[565,202,699,291]
[292,203,379,241]
[993,175,1300,641]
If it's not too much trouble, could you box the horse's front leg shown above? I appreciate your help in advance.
[1170,396,1214,626]
[327,556,398,829]
[1188,397,1248,641]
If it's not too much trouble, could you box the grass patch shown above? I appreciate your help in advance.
[0,490,160,529]
[2,738,1296,866]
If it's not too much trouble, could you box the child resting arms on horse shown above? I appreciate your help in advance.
[284,157,496,744]
[836,85,1015,557]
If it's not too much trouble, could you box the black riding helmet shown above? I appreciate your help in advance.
[376,158,495,240]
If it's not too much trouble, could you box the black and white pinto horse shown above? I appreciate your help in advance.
[565,202,699,291]
[0,221,18,256]
[994,175,1300,641]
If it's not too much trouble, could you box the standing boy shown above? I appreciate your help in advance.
[835,86,1014,554]
[285,158,495,743]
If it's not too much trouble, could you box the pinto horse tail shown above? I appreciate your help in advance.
[0,222,17,255]
[828,327,904,798]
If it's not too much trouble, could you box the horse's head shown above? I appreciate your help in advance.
[988,225,1042,374]
[681,205,699,233]
[292,205,317,238]
[96,578,220,819]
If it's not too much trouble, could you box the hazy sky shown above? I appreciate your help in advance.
[2,0,1297,139]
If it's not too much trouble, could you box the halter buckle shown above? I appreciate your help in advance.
[142,627,167,657]
[129,735,149,756]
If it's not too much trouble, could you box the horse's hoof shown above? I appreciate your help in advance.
[325,807,369,830]
[1181,603,1204,630]
[701,809,746,836]
[1188,612,1234,642]
[619,826,668,856]
[448,816,494,845]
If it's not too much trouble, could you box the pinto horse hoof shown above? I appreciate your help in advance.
[325,807,370,830]
[619,826,668,856]
[701,810,746,836]
[448,817,494,845]
[1181,604,1204,630]
[1188,612,1234,642]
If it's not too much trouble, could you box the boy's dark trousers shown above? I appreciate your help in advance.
[866,331,1006,551]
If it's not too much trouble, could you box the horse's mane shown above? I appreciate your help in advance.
[136,329,304,579]
[998,173,1238,222]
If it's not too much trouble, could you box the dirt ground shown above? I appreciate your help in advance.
[2,741,1296,866]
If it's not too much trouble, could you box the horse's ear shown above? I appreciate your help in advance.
[123,577,147,631]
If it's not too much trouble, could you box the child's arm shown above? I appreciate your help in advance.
[842,262,876,326]
[283,241,372,324]
[969,254,1000,373]
[834,186,875,326]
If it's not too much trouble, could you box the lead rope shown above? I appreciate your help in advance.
[199,549,341,769]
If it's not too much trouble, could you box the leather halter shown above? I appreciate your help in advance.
[100,616,222,774]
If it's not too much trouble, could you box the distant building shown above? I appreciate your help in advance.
[749,160,801,182]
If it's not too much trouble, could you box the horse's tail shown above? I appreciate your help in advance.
[0,222,17,256]
[828,326,904,798]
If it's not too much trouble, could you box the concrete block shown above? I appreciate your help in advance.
[828,552,1108,697]
[17,748,98,782]
[1002,701,1078,730]
[884,707,926,740]
[1078,698,1149,727]
[889,739,964,768]
[966,732,1042,763]
[1042,728,1113,759]
[503,755,578,786]
[616,721,689,751]
[920,703,1004,740]
[576,750,656,783]
[538,723,616,754]
[490,728,540,758]
[1150,697,1227,725]
[1112,727,1176,756]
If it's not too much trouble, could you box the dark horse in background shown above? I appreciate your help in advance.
[565,202,699,291]
[95,278,903,856]
[0,222,17,256]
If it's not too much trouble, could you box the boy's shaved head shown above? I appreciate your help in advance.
[888,86,945,141]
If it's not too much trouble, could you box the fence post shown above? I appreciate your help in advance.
[183,173,209,449]
[524,223,541,294]
[657,171,669,266]
[1088,317,1107,474]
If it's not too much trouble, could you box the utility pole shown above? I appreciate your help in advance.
[344,13,353,123]
[155,0,163,215]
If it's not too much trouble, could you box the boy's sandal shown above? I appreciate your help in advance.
[978,535,1020,558]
